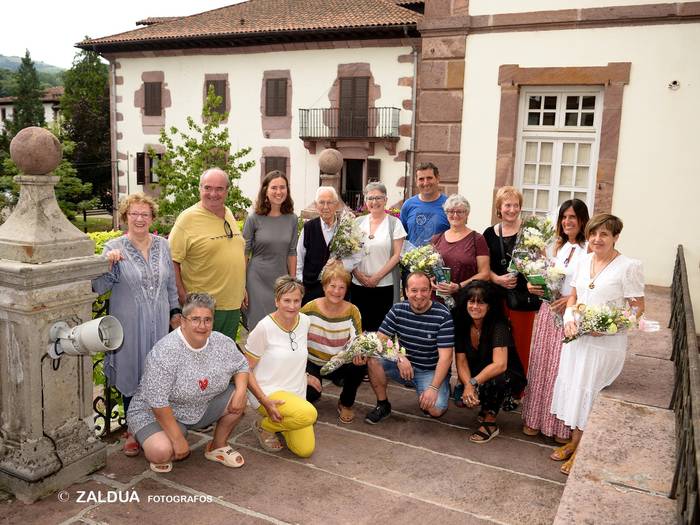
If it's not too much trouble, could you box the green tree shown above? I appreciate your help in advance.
[0,136,98,221]
[61,47,111,209]
[152,87,254,222]
[9,50,45,134]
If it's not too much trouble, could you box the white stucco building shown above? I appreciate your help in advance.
[0,86,63,133]
[82,0,700,317]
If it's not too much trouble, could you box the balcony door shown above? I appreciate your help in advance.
[339,77,369,137]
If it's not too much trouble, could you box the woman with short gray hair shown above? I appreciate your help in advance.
[352,182,406,331]
[126,292,250,473]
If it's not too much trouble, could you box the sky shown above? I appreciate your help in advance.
[1,1,242,69]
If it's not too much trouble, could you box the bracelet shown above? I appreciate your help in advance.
[428,384,439,392]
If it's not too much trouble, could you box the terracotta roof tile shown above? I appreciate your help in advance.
[0,86,64,105]
[80,0,421,47]
[135,17,183,27]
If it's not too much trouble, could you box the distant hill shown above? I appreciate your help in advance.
[0,55,64,74]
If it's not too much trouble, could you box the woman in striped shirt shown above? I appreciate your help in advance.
[301,262,364,424]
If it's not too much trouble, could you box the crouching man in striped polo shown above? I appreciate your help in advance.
[363,271,454,424]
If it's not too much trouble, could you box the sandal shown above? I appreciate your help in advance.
[561,451,577,475]
[150,462,172,473]
[469,421,500,444]
[550,443,576,462]
[122,433,140,457]
[554,436,571,445]
[252,420,283,452]
[204,444,244,468]
[522,425,539,437]
[337,404,354,424]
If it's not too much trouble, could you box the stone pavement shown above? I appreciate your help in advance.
[0,287,674,525]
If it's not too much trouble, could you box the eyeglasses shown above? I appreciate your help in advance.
[288,330,298,351]
[366,196,386,202]
[446,209,467,216]
[127,212,152,219]
[201,185,228,194]
[317,200,337,208]
[183,315,214,326]
[223,220,233,239]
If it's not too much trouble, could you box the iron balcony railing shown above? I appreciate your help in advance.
[299,107,400,140]
[670,244,700,524]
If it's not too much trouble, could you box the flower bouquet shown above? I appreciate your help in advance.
[508,216,561,301]
[320,332,407,375]
[563,303,638,343]
[400,244,454,308]
[329,210,364,259]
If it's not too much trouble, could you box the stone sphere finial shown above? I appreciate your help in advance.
[318,148,343,175]
[10,127,62,176]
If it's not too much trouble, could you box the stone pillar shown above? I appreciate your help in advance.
[415,0,469,195]
[301,148,344,219]
[0,127,109,502]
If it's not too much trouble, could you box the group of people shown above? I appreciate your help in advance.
[93,162,644,477]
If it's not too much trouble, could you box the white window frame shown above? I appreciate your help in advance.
[514,86,604,216]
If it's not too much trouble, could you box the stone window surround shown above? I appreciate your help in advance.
[260,146,290,180]
[203,74,231,124]
[133,71,172,135]
[494,62,631,219]
[261,70,292,139]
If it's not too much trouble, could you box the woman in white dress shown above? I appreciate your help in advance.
[550,213,645,474]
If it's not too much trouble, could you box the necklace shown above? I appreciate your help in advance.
[588,253,618,289]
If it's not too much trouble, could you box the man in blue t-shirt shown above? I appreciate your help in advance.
[364,272,454,424]
[400,162,450,248]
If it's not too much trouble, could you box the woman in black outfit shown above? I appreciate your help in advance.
[454,281,526,443]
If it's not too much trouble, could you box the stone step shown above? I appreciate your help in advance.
[554,394,676,524]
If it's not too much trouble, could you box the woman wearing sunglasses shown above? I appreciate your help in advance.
[245,276,318,457]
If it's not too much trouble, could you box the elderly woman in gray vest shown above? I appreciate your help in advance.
[351,182,406,331]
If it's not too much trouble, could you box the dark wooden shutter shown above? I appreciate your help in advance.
[207,80,226,114]
[136,152,146,185]
[339,77,369,137]
[367,158,380,182]
[265,78,287,117]
[265,156,287,176]
[144,82,162,116]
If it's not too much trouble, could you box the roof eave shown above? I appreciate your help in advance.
[76,24,420,54]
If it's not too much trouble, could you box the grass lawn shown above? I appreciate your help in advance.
[71,216,115,233]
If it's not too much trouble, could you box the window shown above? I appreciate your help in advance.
[515,88,603,216]
[265,156,287,175]
[206,79,226,115]
[144,82,162,116]
[367,158,380,182]
[265,78,287,117]
[136,152,163,185]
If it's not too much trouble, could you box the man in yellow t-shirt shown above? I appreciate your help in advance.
[169,168,246,339]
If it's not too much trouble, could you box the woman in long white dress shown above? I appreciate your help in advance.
[550,213,645,475]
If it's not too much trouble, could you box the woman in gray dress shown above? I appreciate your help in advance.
[243,170,298,330]
[92,193,181,457]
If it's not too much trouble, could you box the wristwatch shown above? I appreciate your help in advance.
[469,377,479,387]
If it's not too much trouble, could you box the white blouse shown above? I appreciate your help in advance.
[353,214,406,287]
[245,313,310,408]
[553,241,588,296]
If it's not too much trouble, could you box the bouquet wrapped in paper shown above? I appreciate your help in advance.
[400,244,454,308]
[563,302,638,343]
[508,216,561,301]
[320,332,406,375]
[329,210,364,259]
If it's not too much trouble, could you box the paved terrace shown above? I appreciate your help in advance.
[0,287,675,525]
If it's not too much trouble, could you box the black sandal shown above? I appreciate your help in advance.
[469,421,500,444]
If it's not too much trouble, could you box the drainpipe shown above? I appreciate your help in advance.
[408,44,418,200]
[108,54,119,229]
